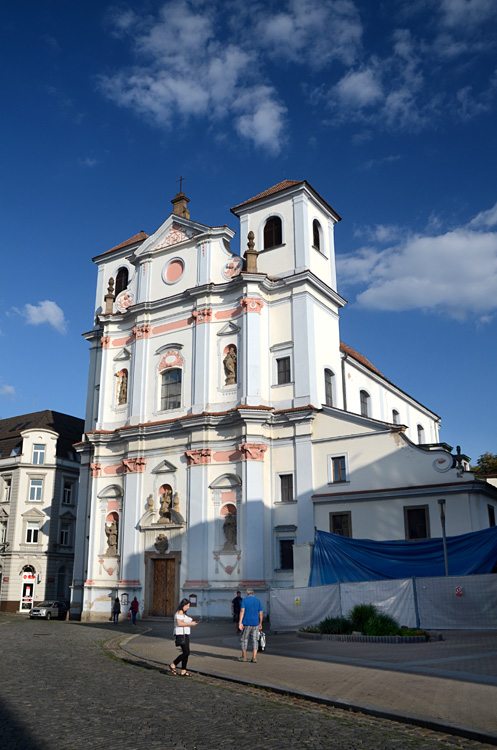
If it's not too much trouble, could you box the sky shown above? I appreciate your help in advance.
[1,0,496,464]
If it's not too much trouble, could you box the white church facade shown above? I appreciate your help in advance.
[71,180,497,621]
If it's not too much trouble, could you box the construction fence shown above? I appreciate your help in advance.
[269,574,497,632]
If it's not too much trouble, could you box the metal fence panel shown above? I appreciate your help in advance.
[340,579,417,628]
[416,574,497,629]
[270,584,340,631]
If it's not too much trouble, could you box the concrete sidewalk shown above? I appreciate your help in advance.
[120,620,497,746]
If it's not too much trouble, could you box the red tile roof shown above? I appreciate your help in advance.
[105,231,149,254]
[231,179,341,220]
[231,180,303,211]
[340,342,385,378]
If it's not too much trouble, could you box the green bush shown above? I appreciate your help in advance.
[349,603,378,632]
[318,616,353,635]
[300,626,320,633]
[362,612,400,636]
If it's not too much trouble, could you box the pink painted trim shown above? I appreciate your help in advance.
[103,464,124,476]
[240,580,267,587]
[122,457,147,473]
[90,462,102,478]
[152,317,192,336]
[111,335,135,347]
[117,580,142,586]
[215,306,242,320]
[84,580,95,586]
[132,324,151,339]
[101,337,110,349]
[213,450,242,462]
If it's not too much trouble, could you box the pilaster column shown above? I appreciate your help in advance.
[239,444,266,583]
[240,297,263,406]
[295,434,314,544]
[184,457,210,584]
[191,309,212,413]
[292,294,318,407]
[119,465,145,585]
[130,325,151,422]
[292,193,310,270]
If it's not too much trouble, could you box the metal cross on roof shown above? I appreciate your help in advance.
[176,175,186,193]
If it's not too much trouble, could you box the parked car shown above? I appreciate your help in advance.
[29,601,68,620]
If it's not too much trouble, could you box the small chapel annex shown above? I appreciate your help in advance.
[71,180,497,621]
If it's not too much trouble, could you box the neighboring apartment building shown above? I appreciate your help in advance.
[71,180,497,621]
[0,410,84,612]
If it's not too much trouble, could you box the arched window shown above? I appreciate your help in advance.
[264,216,282,249]
[392,409,399,424]
[161,369,182,410]
[115,267,129,295]
[360,390,370,417]
[417,424,425,444]
[313,219,322,250]
[324,369,334,407]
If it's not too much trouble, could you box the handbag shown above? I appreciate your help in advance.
[258,630,266,652]
[175,634,186,646]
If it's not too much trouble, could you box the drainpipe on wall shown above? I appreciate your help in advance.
[341,353,348,412]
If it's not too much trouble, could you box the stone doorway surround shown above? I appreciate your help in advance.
[144,550,181,618]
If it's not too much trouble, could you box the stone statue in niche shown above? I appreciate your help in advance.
[105,519,118,556]
[223,347,237,386]
[222,513,237,551]
[159,487,173,524]
[169,492,185,525]
[117,370,128,405]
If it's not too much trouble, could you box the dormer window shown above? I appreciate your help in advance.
[115,267,129,295]
[264,216,282,249]
[313,220,322,250]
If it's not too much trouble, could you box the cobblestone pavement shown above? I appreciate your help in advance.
[0,615,495,750]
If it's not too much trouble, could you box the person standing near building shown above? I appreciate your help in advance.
[129,596,139,625]
[170,598,198,677]
[112,596,121,624]
[238,588,263,663]
[231,590,242,631]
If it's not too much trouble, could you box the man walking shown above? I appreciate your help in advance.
[238,588,263,663]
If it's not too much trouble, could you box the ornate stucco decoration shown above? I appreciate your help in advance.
[155,222,195,249]
[238,443,267,461]
[191,308,213,324]
[90,462,102,478]
[132,324,151,339]
[185,449,212,466]
[101,337,111,349]
[122,457,146,473]
[222,257,243,280]
[158,350,183,371]
[240,297,264,314]
[116,291,134,313]
[154,534,169,554]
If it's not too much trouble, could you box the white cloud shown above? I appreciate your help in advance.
[98,1,287,153]
[335,68,383,108]
[439,0,497,29]
[79,157,98,168]
[16,301,68,334]
[0,384,16,398]
[469,201,497,229]
[255,0,363,68]
[354,223,404,243]
[338,207,497,320]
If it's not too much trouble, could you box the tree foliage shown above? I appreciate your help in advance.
[473,452,497,476]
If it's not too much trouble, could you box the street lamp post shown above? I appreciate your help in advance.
[438,499,449,577]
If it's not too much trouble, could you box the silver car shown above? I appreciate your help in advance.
[29,601,68,620]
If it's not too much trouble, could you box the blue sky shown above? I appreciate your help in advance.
[1,0,496,463]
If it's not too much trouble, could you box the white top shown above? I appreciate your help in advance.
[174,611,192,635]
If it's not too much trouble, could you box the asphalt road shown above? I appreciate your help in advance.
[0,615,494,750]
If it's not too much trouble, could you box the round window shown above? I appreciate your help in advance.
[162,258,185,285]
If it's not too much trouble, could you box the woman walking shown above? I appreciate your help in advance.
[170,598,198,676]
[112,597,121,624]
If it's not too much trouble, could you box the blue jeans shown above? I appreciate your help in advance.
[131,610,137,625]
[113,612,119,623]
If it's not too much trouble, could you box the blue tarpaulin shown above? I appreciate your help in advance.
[309,527,497,586]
